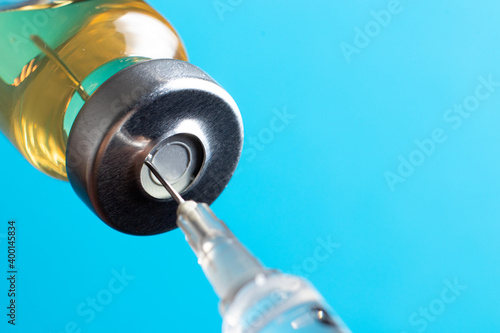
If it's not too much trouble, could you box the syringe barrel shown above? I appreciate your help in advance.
[222,274,351,333]
[176,201,351,333]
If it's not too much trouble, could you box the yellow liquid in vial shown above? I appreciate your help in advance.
[0,0,187,180]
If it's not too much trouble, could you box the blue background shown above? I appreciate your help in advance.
[1,0,500,332]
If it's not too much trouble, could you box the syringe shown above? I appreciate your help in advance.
[145,160,351,333]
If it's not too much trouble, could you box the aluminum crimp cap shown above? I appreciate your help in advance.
[66,59,243,235]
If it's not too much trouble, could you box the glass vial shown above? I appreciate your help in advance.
[0,0,187,180]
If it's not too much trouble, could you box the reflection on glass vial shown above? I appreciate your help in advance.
[0,0,187,179]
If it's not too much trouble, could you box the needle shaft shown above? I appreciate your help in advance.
[144,160,185,204]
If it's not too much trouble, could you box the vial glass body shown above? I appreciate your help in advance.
[0,0,187,179]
